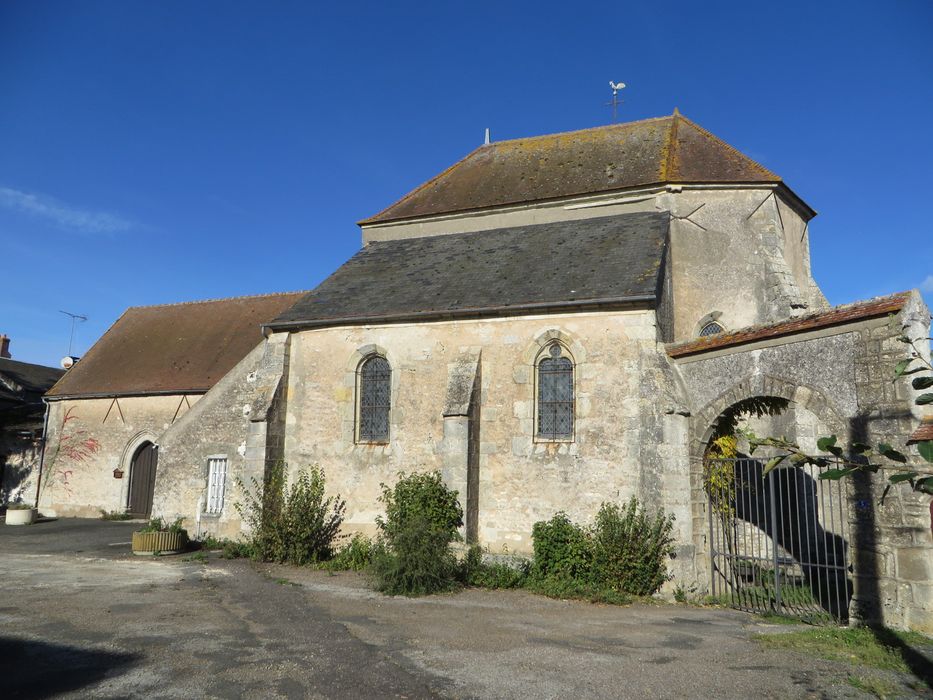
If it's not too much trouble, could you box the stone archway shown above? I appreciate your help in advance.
[687,375,848,595]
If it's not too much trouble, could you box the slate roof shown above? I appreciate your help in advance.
[0,358,64,411]
[362,111,795,225]
[667,292,912,359]
[46,292,306,399]
[270,212,668,330]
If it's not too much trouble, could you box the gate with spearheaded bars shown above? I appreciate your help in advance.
[707,457,853,623]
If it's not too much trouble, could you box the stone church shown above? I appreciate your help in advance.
[38,112,931,631]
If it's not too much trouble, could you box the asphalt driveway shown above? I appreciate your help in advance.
[0,518,928,698]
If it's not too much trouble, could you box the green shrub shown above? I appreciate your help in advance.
[370,516,461,595]
[370,471,463,596]
[530,512,592,582]
[99,509,133,521]
[590,498,676,596]
[138,517,188,536]
[528,498,675,600]
[323,533,374,571]
[236,462,346,565]
[461,546,529,589]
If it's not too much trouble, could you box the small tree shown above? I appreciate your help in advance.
[236,463,346,565]
[370,471,463,596]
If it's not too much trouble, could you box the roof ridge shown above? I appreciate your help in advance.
[472,114,673,148]
[126,290,309,311]
[675,113,780,181]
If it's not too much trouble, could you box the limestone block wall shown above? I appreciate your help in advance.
[283,309,694,579]
[361,184,822,344]
[39,394,200,517]
[672,291,933,631]
[152,336,289,540]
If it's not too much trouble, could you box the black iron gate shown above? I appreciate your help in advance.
[707,458,852,624]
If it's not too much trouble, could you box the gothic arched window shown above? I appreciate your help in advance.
[699,321,725,337]
[536,343,574,440]
[357,355,391,443]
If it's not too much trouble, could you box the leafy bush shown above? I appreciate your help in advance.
[461,546,529,589]
[236,462,346,565]
[322,533,374,571]
[138,517,188,536]
[100,509,133,521]
[370,471,463,596]
[529,498,675,599]
[590,499,676,597]
[530,512,592,582]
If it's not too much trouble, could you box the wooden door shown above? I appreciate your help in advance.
[128,442,158,517]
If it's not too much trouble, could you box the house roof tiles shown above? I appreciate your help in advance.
[46,292,306,399]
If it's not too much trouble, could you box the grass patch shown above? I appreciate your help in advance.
[755,627,932,673]
[182,552,208,564]
[755,611,804,625]
[99,509,133,521]
[846,674,898,699]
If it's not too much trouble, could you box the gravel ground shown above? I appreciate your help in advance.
[0,518,928,698]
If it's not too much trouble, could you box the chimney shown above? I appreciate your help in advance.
[0,335,10,359]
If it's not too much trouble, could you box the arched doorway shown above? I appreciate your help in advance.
[698,394,853,623]
[127,442,158,518]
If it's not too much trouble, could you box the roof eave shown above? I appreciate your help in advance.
[359,179,807,228]
[44,388,209,402]
[264,294,657,333]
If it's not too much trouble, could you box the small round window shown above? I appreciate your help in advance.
[699,321,724,337]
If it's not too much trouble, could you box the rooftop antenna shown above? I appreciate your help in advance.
[606,81,626,123]
[59,310,87,356]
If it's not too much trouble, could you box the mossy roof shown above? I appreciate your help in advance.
[362,111,784,225]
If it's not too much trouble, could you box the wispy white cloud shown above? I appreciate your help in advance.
[0,186,134,235]
[921,275,933,294]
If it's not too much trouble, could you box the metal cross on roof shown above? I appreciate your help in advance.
[606,81,626,123]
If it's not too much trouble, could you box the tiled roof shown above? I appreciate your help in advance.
[46,292,306,399]
[270,212,669,329]
[667,292,912,359]
[361,111,786,225]
[907,419,933,445]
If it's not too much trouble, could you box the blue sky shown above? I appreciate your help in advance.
[1,1,931,367]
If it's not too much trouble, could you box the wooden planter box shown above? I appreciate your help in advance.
[5,508,36,526]
[132,530,187,555]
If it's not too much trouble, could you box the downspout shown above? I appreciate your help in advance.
[33,398,51,508]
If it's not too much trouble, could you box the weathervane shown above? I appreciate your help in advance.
[606,81,626,123]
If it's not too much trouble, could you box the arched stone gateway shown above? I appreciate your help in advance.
[689,378,855,621]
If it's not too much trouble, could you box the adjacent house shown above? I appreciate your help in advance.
[0,336,64,505]
[39,292,304,518]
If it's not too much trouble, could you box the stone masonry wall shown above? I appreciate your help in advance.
[672,292,932,632]
[282,310,693,573]
[152,336,289,540]
[39,394,200,517]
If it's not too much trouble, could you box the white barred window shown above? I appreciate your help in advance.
[206,457,228,515]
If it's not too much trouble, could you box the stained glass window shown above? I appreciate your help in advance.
[537,344,574,439]
[358,355,390,442]
[699,321,724,337]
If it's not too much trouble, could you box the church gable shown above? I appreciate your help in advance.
[269,212,669,330]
